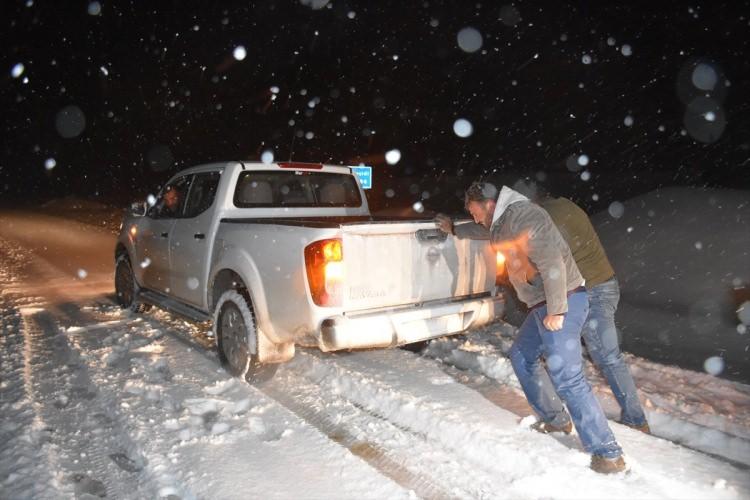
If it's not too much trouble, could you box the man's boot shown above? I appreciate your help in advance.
[530,420,573,434]
[590,455,626,474]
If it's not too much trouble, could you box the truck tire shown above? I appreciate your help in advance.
[114,254,152,313]
[213,290,278,383]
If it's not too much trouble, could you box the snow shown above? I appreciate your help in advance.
[87,2,101,16]
[11,63,25,78]
[385,149,401,165]
[1,195,750,499]
[453,118,474,138]
[233,46,246,61]
[592,187,750,382]
[457,27,483,53]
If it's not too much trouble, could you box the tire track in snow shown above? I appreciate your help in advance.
[260,380,458,500]
[0,309,60,498]
[131,312,455,499]
[20,308,157,499]
[0,237,61,498]
[57,304,490,498]
[55,303,412,499]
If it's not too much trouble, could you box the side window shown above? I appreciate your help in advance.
[149,175,192,219]
[184,171,221,218]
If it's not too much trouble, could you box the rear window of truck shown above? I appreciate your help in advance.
[233,171,363,208]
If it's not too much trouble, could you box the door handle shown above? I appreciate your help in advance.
[194,233,205,240]
[416,228,448,243]
[160,232,169,238]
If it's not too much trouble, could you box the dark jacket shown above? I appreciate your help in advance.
[540,197,615,287]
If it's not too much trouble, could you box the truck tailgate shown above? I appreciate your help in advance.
[340,221,496,311]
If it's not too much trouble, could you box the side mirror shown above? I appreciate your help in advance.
[130,201,148,217]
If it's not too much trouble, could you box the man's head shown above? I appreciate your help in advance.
[163,187,179,210]
[464,181,498,228]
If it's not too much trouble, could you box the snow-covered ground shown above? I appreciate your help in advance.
[1,195,750,499]
[592,187,750,382]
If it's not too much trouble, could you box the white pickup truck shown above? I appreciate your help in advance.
[115,161,503,381]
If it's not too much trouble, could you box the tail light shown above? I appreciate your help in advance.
[305,238,343,306]
[495,251,508,286]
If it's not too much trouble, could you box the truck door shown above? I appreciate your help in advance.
[168,171,222,308]
[139,175,191,293]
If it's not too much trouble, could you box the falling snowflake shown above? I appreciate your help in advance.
[703,356,724,376]
[608,201,625,219]
[87,1,101,16]
[11,63,25,78]
[457,27,483,53]
[385,149,401,165]
[453,119,473,138]
[233,46,247,61]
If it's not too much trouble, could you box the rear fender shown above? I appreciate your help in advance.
[209,250,279,345]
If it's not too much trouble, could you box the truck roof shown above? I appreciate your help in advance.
[173,161,353,177]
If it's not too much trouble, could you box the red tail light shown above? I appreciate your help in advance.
[305,238,343,306]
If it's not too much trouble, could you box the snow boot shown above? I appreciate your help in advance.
[530,420,573,435]
[590,455,626,474]
[624,421,651,434]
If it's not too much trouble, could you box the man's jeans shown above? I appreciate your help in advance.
[583,278,647,426]
[509,291,622,458]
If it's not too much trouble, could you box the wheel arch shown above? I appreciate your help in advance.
[115,242,129,261]
[209,267,272,339]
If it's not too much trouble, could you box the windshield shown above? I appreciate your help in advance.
[234,171,362,208]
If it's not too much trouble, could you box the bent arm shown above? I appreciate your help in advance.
[454,221,490,240]
[525,214,569,316]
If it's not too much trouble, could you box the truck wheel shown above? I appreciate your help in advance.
[114,255,152,313]
[214,290,278,383]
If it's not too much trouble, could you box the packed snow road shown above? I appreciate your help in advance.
[1,210,750,499]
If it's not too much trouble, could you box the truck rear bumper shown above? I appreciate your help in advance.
[318,294,504,352]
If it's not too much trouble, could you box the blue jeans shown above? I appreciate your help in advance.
[584,278,647,426]
[509,291,622,458]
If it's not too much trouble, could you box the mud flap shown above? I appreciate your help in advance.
[256,326,295,364]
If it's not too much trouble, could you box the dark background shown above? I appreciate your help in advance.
[2,0,748,213]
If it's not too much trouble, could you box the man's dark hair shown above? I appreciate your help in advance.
[464,181,498,209]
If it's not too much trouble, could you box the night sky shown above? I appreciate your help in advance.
[2,1,749,213]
